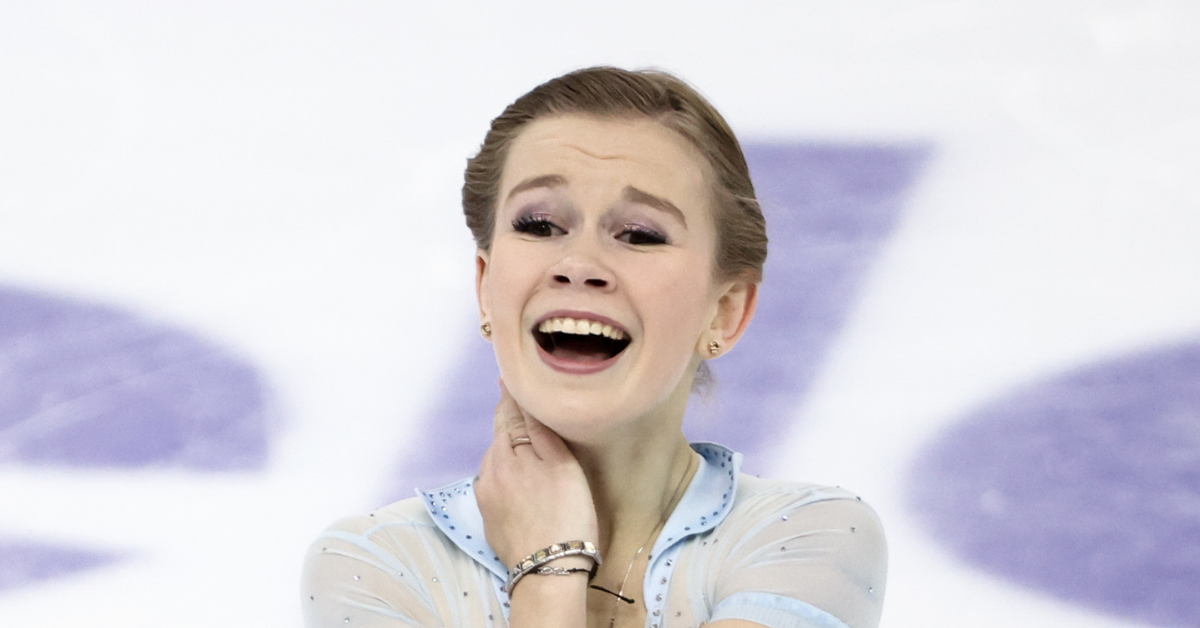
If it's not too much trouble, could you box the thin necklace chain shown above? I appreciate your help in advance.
[592,451,697,628]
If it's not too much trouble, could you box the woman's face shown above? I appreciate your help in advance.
[477,114,745,441]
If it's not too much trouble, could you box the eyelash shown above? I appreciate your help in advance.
[512,214,667,246]
[618,224,668,246]
[512,214,560,237]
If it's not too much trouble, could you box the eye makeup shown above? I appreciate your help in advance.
[617,222,668,245]
[512,212,560,237]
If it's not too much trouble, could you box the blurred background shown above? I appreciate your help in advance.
[2,2,1198,626]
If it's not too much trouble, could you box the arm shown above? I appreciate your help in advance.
[474,383,598,628]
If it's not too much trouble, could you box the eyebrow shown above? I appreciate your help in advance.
[504,176,687,227]
[622,186,687,227]
[504,174,567,203]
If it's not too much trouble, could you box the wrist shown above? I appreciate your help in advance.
[504,540,601,594]
[508,570,588,628]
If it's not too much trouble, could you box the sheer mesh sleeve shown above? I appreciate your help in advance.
[705,482,887,628]
[300,499,504,628]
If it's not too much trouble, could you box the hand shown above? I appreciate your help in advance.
[475,381,599,568]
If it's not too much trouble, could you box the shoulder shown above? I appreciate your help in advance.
[706,476,887,628]
[320,496,438,537]
[301,498,475,626]
[733,475,882,524]
[723,474,887,575]
[304,496,458,575]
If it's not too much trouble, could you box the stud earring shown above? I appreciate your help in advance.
[708,340,720,356]
[481,322,492,339]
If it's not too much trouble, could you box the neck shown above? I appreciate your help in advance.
[566,400,698,554]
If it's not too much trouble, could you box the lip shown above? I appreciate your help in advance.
[532,309,631,375]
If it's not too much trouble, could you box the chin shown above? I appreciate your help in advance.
[519,392,627,440]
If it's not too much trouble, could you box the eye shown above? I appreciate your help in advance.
[512,214,563,238]
[617,224,668,246]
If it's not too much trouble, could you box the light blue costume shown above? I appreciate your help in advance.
[302,443,886,628]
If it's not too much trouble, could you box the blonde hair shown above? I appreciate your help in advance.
[462,66,767,282]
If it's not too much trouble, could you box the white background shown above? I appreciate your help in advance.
[2,2,1198,626]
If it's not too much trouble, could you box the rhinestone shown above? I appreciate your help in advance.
[432,577,438,582]
[653,610,661,616]
[661,577,667,584]
[781,516,788,521]
[851,527,857,532]
[675,612,682,617]
[353,575,360,580]
[665,559,673,566]
[869,587,874,593]
[343,619,350,623]
[309,595,314,600]
[466,535,472,539]
[656,594,663,601]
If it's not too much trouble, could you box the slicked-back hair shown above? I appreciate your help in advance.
[462,66,767,282]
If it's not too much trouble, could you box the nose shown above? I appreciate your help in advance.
[548,241,616,291]
[554,274,608,288]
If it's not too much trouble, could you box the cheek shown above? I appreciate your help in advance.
[639,265,714,350]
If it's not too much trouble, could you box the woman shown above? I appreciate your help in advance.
[302,67,886,628]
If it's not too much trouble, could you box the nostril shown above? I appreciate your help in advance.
[553,275,571,284]
[584,278,607,288]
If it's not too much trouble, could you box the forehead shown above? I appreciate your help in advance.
[499,115,714,215]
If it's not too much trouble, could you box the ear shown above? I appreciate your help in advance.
[704,278,759,356]
[475,248,491,323]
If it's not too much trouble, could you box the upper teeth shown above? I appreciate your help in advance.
[537,317,627,340]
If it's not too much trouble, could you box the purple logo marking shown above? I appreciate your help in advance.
[1,285,272,591]
[908,342,1200,627]
[0,287,271,469]
[0,540,121,593]
[390,143,929,493]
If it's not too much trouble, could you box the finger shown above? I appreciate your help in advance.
[524,413,569,461]
[495,380,537,459]
[492,383,521,456]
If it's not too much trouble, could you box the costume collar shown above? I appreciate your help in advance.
[418,442,742,581]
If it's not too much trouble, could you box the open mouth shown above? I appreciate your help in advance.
[533,316,631,363]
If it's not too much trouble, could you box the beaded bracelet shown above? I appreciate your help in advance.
[503,540,601,593]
